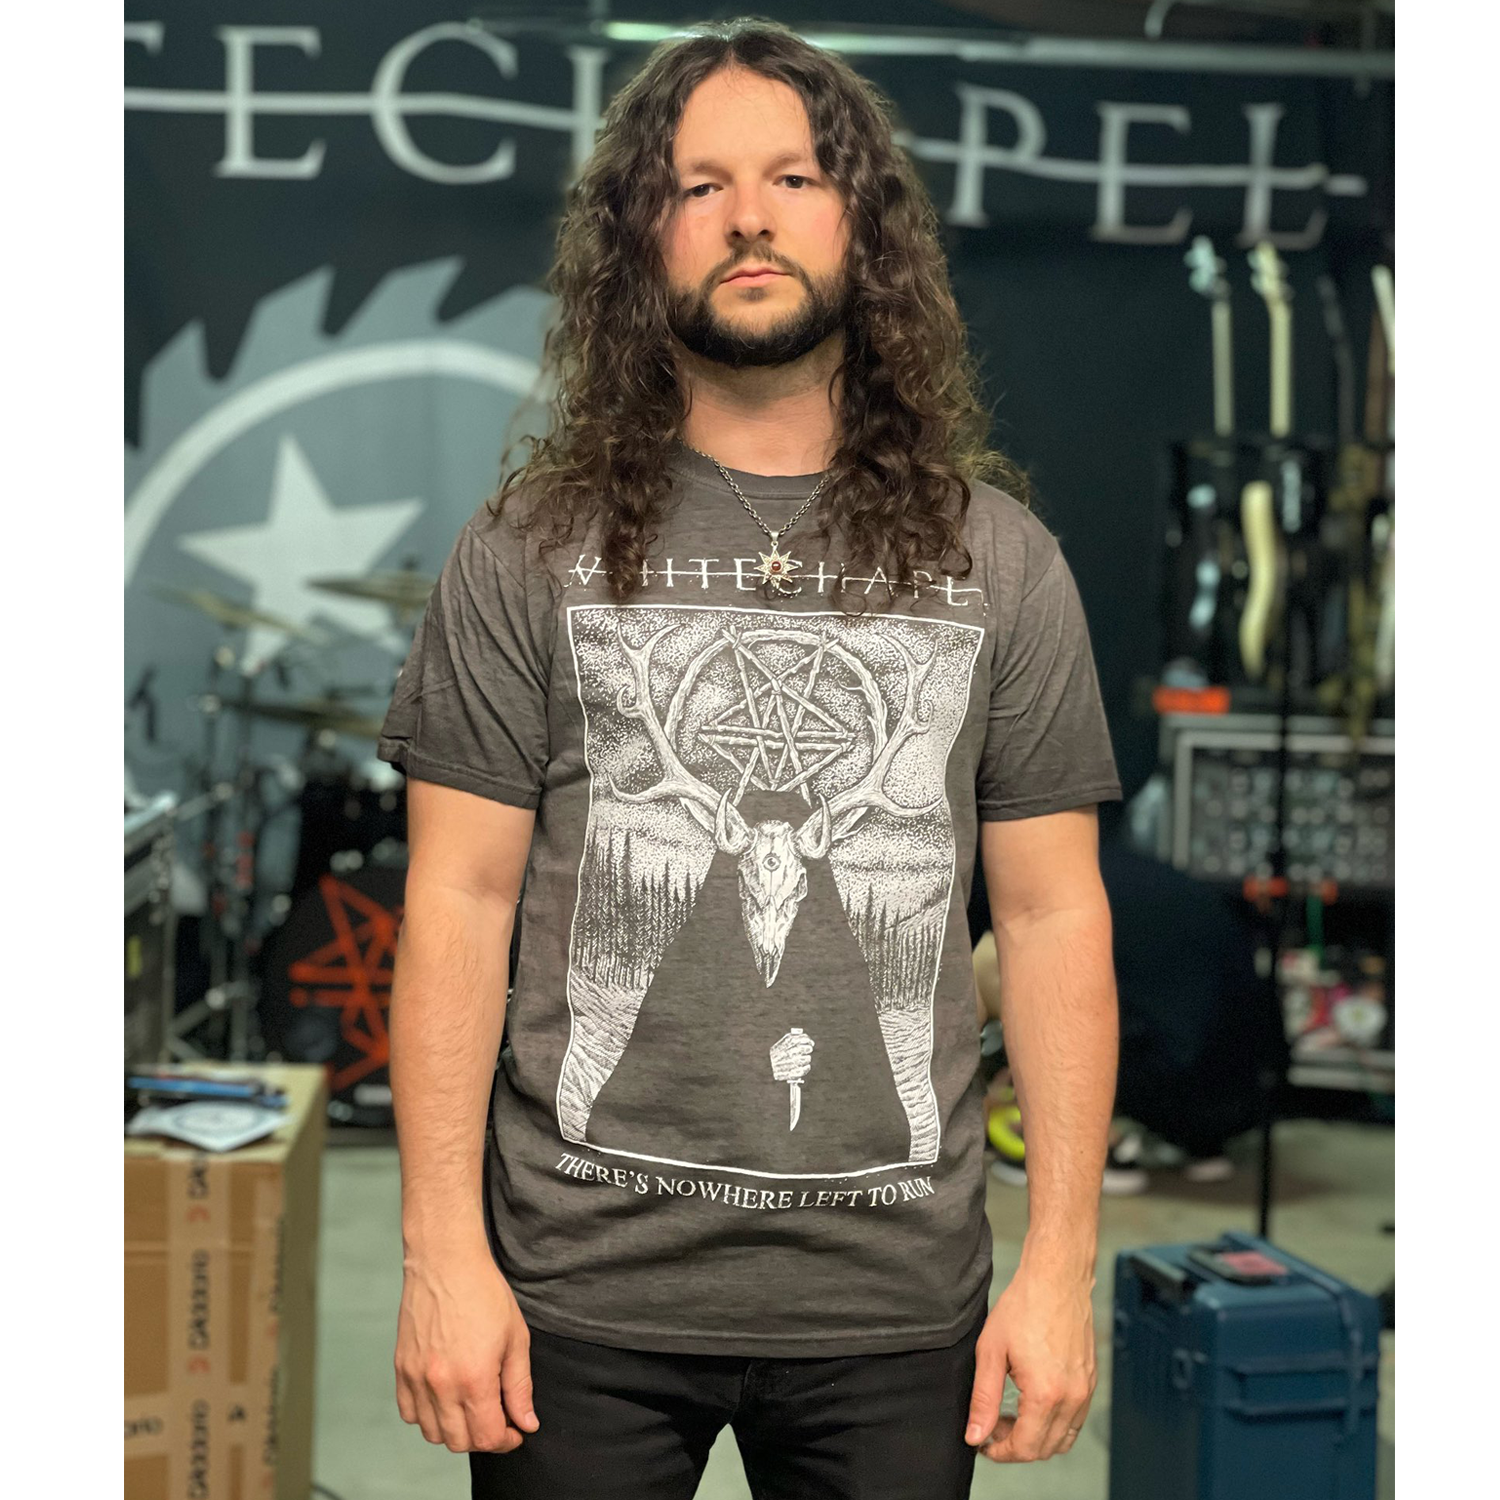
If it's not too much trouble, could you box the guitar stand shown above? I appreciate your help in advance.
[1242,480,1306,1241]
[1236,477,1332,1242]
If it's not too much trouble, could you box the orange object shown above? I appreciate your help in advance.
[1152,684,1231,715]
[1242,875,1339,907]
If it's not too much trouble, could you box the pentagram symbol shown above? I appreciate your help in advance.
[288,875,403,1094]
[697,633,855,803]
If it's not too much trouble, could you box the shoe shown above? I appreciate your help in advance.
[1182,1154,1234,1184]
[990,1155,1028,1188]
[1101,1132,1149,1196]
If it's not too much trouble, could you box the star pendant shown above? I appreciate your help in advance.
[758,546,801,594]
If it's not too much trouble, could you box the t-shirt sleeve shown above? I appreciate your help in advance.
[976,548,1122,821]
[376,515,552,809]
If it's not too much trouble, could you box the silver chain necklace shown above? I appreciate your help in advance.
[684,441,828,598]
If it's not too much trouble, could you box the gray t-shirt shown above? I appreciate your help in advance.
[378,441,1121,1357]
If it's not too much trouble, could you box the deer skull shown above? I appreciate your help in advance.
[608,622,941,988]
[716,796,830,987]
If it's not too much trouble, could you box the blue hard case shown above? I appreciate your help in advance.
[1108,1229,1381,1500]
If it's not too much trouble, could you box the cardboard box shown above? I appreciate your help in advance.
[125,1064,326,1500]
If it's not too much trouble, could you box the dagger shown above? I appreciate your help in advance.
[789,1027,805,1130]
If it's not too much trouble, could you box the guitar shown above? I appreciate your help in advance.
[1370,265,1395,692]
[1239,243,1291,682]
[1318,273,1385,739]
[1188,235,1236,440]
[1163,237,1240,682]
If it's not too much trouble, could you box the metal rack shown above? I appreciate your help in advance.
[1157,710,1395,1097]
[1162,712,1394,889]
[125,793,179,1067]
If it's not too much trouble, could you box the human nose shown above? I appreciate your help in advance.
[724,182,774,243]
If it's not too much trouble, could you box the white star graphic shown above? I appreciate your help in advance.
[177,435,424,666]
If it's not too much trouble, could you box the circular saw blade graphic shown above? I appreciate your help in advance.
[126,257,552,584]
[124,259,554,840]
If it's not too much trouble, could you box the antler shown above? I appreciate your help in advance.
[802,635,943,845]
[608,622,749,849]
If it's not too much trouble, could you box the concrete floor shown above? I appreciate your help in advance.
[313,1121,1394,1500]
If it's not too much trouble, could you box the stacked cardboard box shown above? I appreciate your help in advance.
[124,1064,326,1499]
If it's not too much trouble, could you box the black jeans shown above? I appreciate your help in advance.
[470,1311,985,1499]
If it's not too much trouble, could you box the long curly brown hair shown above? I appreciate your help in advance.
[494,17,1030,603]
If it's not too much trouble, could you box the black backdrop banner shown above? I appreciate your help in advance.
[125,4,1393,811]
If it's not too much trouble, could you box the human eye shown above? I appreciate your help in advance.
[682,182,716,199]
[781,175,810,189]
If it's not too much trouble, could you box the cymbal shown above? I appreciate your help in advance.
[309,570,436,611]
[150,585,323,641]
[225,697,386,739]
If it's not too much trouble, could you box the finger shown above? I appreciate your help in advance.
[1036,1376,1093,1458]
[411,1385,446,1447]
[395,1366,419,1427]
[985,1386,1058,1463]
[1034,1392,1083,1459]
[430,1384,477,1453]
[462,1388,521,1454]
[1054,1390,1094,1454]
[978,1413,1017,1461]
[964,1336,1007,1447]
[500,1342,541,1434]
[1035,1412,1073,1460]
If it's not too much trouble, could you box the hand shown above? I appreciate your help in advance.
[395,1247,540,1453]
[770,1029,814,1083]
[965,1264,1097,1463]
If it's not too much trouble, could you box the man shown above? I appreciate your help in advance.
[379,19,1122,1499]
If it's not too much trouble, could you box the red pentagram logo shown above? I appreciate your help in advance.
[288,875,403,1094]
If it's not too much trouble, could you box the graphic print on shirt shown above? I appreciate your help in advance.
[558,604,984,1178]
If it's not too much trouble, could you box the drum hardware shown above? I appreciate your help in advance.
[173,780,236,826]
[309,565,436,626]
[126,666,160,744]
[288,763,407,906]
[223,696,387,741]
[125,793,179,1067]
[169,644,276,1062]
[149,583,326,642]
[146,566,414,1070]
[167,978,260,1062]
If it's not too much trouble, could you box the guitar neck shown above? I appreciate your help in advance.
[1211,299,1235,437]
[1363,303,1391,449]
[1317,274,1357,448]
[1372,266,1395,378]
[1269,304,1292,440]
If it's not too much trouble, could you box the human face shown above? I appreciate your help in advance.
[661,68,852,368]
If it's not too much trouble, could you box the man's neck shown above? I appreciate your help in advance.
[677,335,842,477]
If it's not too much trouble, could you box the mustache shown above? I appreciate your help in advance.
[709,252,804,288]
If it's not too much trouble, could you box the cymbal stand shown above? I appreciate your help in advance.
[168,644,265,1061]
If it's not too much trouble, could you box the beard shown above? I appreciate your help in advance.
[666,261,852,369]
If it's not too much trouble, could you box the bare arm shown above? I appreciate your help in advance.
[392,780,529,1257]
[966,806,1118,1465]
[982,808,1117,1280]
[390,779,539,1454]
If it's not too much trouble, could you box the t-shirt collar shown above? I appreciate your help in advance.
[667,435,830,501]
